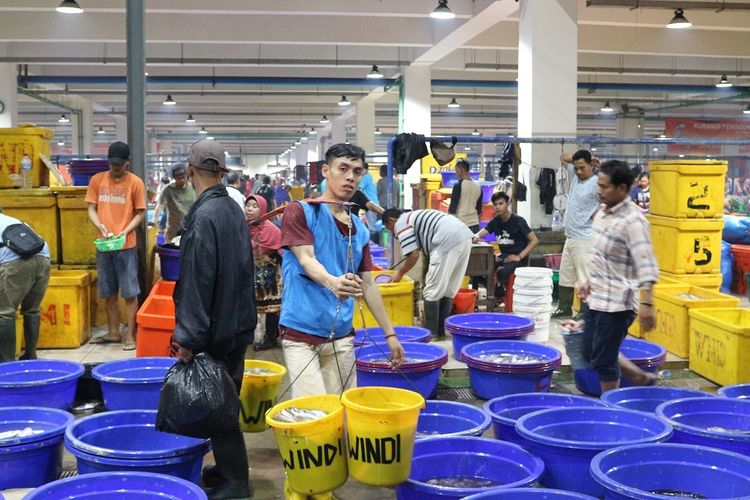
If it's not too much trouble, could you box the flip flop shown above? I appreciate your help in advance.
[90,336,122,345]
[122,341,136,351]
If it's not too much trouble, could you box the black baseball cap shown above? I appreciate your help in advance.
[108,141,130,166]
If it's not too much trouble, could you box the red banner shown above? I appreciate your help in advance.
[665,118,750,155]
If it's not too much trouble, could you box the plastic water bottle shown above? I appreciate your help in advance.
[21,154,32,188]
[551,210,563,231]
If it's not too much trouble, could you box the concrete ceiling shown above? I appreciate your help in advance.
[2,0,750,158]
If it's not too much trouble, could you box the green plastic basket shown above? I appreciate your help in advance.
[94,234,125,252]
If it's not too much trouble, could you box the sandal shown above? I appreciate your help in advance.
[90,335,122,345]
[122,341,136,351]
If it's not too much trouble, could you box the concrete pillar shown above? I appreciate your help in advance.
[356,98,375,156]
[113,115,128,142]
[0,63,18,127]
[400,65,431,210]
[295,143,308,166]
[517,0,578,228]
[69,99,93,154]
[331,118,346,145]
[617,115,645,161]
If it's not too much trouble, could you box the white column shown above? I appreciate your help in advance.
[307,138,320,163]
[0,63,18,127]
[517,0,578,227]
[400,65,432,209]
[294,143,308,166]
[113,115,128,142]
[355,97,375,156]
[331,118,346,145]
[617,115,645,160]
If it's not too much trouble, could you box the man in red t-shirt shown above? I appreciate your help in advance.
[85,142,146,351]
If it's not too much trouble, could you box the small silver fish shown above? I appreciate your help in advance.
[478,353,543,364]
[425,477,496,488]
[272,407,327,423]
[0,427,45,440]
[244,368,275,375]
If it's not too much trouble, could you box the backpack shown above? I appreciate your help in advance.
[0,223,45,258]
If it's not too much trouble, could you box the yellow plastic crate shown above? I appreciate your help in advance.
[53,187,99,266]
[627,281,683,339]
[649,160,727,218]
[659,270,723,291]
[353,271,414,329]
[0,126,53,188]
[647,285,738,358]
[689,308,750,386]
[0,189,59,264]
[648,215,723,275]
[24,270,91,349]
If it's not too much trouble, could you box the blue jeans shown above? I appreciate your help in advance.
[582,308,636,382]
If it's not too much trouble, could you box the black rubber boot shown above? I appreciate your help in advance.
[0,318,17,363]
[552,286,573,318]
[424,300,441,340]
[20,314,40,360]
[202,464,222,488]
[437,297,454,340]
[206,432,252,500]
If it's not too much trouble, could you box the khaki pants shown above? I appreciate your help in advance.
[423,241,472,301]
[281,336,356,399]
[0,256,51,321]
[559,237,591,288]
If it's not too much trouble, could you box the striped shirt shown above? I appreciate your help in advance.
[588,198,659,313]
[394,209,473,256]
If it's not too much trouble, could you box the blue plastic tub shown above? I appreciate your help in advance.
[446,314,535,362]
[417,400,492,439]
[92,357,178,411]
[480,182,497,204]
[0,360,84,410]
[369,245,387,258]
[155,245,180,281]
[462,341,562,400]
[71,173,94,186]
[574,338,666,396]
[355,326,431,347]
[356,342,448,399]
[156,232,166,246]
[718,383,750,399]
[601,386,712,414]
[372,256,389,269]
[656,397,750,457]
[440,170,480,188]
[591,443,750,500]
[396,436,544,500]
[0,407,74,489]
[515,407,673,497]
[484,393,605,448]
[24,471,208,499]
[65,410,210,483]
[464,489,597,499]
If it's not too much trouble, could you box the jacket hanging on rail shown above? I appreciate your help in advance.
[393,133,429,174]
[536,168,557,215]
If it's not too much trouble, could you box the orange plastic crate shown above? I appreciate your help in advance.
[136,292,177,358]
[150,279,175,298]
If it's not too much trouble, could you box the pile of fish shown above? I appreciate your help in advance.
[477,353,544,364]
[650,490,706,499]
[0,427,45,440]
[244,367,275,375]
[364,356,421,365]
[706,426,750,434]
[425,477,497,488]
[272,407,327,423]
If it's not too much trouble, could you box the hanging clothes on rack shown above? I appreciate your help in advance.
[536,168,557,215]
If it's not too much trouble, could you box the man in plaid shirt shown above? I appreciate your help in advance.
[579,160,659,393]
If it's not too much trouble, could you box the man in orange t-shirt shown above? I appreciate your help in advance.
[85,141,146,351]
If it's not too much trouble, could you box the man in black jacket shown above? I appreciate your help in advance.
[173,139,255,500]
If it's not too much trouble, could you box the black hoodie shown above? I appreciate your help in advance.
[173,184,256,355]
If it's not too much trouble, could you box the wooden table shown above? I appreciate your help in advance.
[465,243,496,307]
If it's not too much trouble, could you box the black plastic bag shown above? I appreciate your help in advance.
[156,352,240,439]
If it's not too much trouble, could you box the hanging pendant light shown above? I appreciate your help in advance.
[320,115,330,124]
[374,127,382,135]
[56,0,83,14]
[447,98,460,108]
[471,128,480,136]
[185,114,196,123]
[338,95,351,106]
[367,65,384,79]
[198,127,208,135]
[743,104,750,115]
[666,8,691,29]
[96,127,106,135]
[430,0,455,19]
[58,114,70,123]
[716,75,732,88]
[162,95,176,105]
[309,128,317,135]
[600,102,614,113]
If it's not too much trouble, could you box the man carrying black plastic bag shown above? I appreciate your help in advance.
[157,139,256,500]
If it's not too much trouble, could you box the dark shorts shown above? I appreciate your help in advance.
[582,308,636,382]
[96,247,140,299]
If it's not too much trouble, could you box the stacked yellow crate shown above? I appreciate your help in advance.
[643,160,731,360]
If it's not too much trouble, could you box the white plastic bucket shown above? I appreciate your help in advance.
[513,292,553,308]
[513,305,552,343]
[515,267,553,279]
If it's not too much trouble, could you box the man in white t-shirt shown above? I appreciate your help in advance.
[225,172,246,209]
[553,150,600,319]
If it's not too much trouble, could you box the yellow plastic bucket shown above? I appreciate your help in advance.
[649,160,727,219]
[239,360,287,432]
[341,386,425,487]
[647,215,723,275]
[353,271,414,329]
[266,394,347,495]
